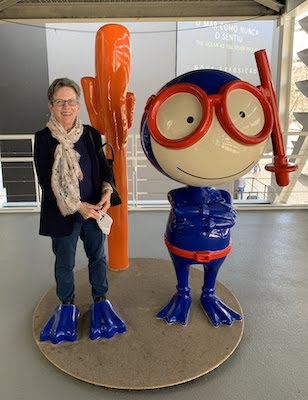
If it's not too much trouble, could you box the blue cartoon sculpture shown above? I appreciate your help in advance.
[140,50,297,327]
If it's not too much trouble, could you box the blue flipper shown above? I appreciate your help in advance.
[40,304,80,344]
[157,292,192,326]
[201,292,242,327]
[89,300,127,340]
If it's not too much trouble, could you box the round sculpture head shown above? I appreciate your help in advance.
[140,68,274,187]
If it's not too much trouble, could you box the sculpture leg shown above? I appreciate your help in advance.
[157,253,192,325]
[201,257,242,327]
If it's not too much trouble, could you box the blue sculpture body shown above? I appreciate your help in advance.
[140,50,296,327]
[160,186,239,326]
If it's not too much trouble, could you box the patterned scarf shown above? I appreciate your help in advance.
[46,115,84,216]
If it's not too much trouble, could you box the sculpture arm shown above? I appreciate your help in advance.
[208,193,236,228]
[126,92,136,129]
[81,77,104,133]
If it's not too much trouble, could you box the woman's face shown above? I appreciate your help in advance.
[48,86,81,131]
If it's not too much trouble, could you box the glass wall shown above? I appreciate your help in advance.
[282,14,308,205]
[0,17,307,210]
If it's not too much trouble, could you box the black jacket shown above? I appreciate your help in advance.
[34,125,113,237]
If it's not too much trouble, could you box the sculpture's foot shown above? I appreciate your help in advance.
[89,300,127,340]
[157,292,192,326]
[40,304,80,344]
[201,291,242,327]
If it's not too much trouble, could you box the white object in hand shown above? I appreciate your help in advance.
[97,213,113,235]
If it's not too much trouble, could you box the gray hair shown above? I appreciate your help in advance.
[47,78,81,103]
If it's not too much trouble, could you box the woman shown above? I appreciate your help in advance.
[34,78,126,343]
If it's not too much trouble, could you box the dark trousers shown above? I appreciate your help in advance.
[51,219,108,302]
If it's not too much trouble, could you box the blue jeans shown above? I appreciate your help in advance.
[51,219,108,302]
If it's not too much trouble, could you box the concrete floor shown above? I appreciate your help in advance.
[0,209,307,400]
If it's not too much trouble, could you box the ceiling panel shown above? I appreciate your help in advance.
[0,0,288,21]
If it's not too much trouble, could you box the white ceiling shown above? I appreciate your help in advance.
[0,0,292,21]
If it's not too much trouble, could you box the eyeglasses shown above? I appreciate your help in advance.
[147,81,273,149]
[52,99,79,107]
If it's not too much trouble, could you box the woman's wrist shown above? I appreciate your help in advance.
[102,182,113,194]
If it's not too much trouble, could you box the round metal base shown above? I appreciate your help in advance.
[33,258,244,390]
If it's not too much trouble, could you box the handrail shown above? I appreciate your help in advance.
[0,134,41,210]
[0,133,307,211]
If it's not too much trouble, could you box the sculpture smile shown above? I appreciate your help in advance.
[177,161,255,180]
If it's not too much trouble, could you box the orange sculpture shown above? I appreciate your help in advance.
[81,24,135,270]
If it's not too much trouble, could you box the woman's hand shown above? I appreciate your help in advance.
[78,202,102,220]
[96,189,112,214]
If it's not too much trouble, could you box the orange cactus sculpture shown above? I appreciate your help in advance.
[81,24,135,270]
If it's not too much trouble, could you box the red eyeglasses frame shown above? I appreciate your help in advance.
[147,79,274,150]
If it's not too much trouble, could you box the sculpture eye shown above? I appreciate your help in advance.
[156,93,203,140]
[226,89,265,137]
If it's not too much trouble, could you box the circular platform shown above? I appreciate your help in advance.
[33,258,244,390]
